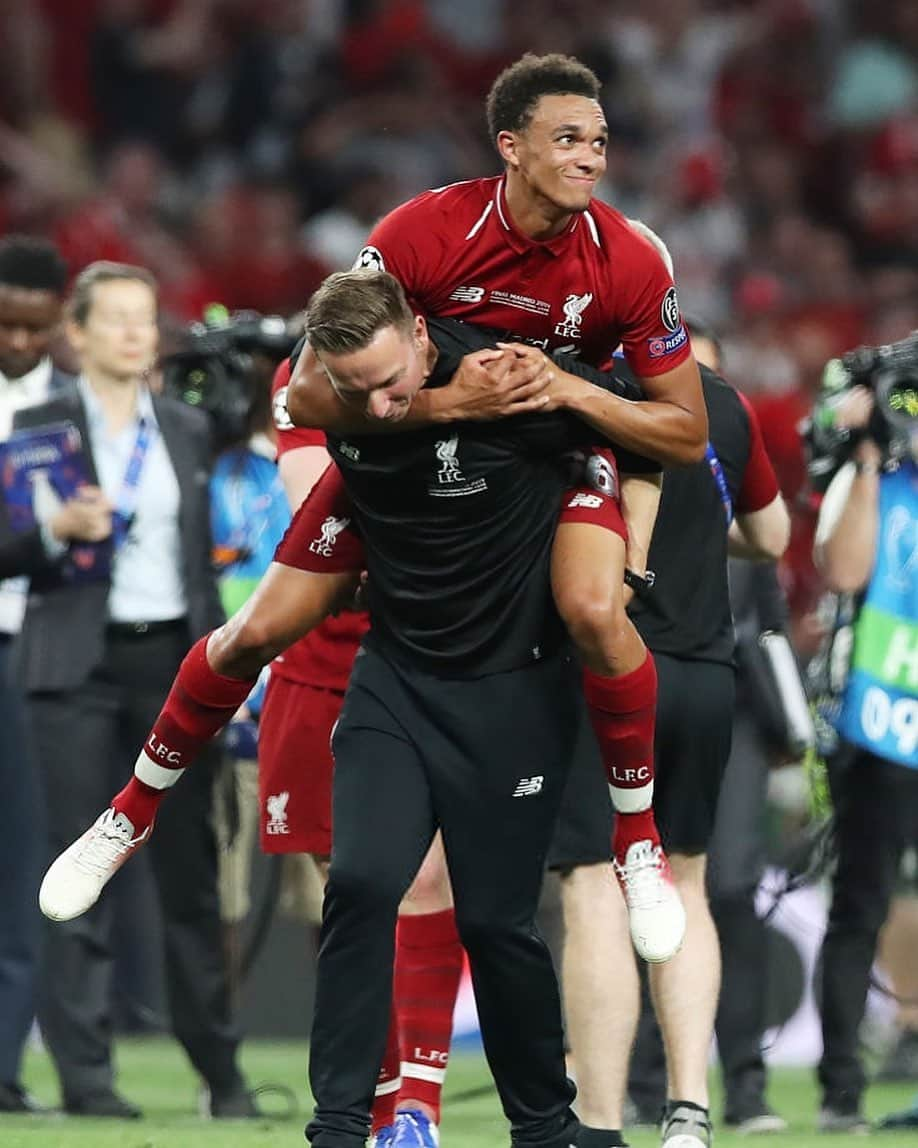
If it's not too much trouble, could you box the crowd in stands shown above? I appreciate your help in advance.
[1,0,916,641]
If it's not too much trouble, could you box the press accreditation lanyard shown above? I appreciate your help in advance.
[111,417,157,551]
[705,443,733,525]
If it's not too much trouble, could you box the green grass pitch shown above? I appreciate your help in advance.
[2,1038,917,1146]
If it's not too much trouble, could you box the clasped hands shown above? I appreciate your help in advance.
[443,342,581,421]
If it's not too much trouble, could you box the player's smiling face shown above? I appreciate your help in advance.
[320,316,430,423]
[504,94,608,214]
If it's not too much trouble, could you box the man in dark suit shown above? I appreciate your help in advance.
[0,235,82,1114]
[14,261,255,1119]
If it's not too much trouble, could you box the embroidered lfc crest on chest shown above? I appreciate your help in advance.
[428,433,488,498]
[554,292,594,339]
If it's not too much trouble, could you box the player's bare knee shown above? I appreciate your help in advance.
[560,862,623,923]
[403,861,451,913]
[669,851,708,897]
[558,590,629,666]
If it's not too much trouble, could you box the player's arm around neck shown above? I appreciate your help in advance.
[286,341,448,433]
[286,342,553,432]
[560,355,708,466]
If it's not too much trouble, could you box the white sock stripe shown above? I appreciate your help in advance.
[608,779,653,813]
[400,1062,447,1084]
[374,1077,402,1097]
[135,752,186,791]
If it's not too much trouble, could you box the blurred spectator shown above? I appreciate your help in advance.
[722,273,799,395]
[0,234,73,1115]
[301,165,400,270]
[649,142,746,324]
[89,0,214,155]
[196,183,330,315]
[829,3,918,129]
[53,142,169,276]
[16,260,257,1119]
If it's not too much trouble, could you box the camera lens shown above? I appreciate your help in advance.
[876,369,918,431]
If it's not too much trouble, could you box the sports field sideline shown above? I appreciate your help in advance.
[3,1038,917,1147]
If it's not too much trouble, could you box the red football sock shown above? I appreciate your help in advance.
[583,651,660,862]
[395,908,463,1124]
[112,635,255,833]
[371,1003,401,1134]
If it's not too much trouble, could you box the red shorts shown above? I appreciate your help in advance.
[274,464,366,574]
[274,449,627,577]
[558,447,628,541]
[258,674,343,855]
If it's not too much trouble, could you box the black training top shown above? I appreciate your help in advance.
[326,317,633,677]
[623,362,779,665]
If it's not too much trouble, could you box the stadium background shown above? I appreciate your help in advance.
[2,0,918,1138]
[5,0,917,649]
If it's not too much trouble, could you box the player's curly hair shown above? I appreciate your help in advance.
[486,53,601,139]
[0,235,68,294]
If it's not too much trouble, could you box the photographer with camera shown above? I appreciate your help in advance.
[183,310,297,968]
[809,336,918,1133]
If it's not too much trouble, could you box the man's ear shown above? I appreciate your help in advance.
[414,313,427,346]
[496,130,521,170]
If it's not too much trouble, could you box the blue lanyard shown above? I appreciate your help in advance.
[112,418,156,551]
[609,349,733,524]
[705,442,733,525]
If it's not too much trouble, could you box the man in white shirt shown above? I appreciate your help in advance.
[0,237,72,430]
[0,235,77,1114]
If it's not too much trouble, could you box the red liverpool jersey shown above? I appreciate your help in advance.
[270,361,368,693]
[356,176,692,377]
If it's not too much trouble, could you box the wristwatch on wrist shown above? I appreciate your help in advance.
[624,568,656,595]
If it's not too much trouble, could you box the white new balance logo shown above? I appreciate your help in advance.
[567,492,603,510]
[449,286,486,303]
[512,776,544,797]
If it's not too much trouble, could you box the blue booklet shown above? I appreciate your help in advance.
[0,421,111,582]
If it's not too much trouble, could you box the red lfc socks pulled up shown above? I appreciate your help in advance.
[371,1004,401,1134]
[582,651,659,861]
[585,652,686,964]
[395,908,463,1123]
[112,635,256,833]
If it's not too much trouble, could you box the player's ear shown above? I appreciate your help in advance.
[496,130,520,170]
[413,314,427,348]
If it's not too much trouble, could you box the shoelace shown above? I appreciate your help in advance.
[663,1106,712,1147]
[394,1111,437,1147]
[615,841,669,910]
[74,815,136,879]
